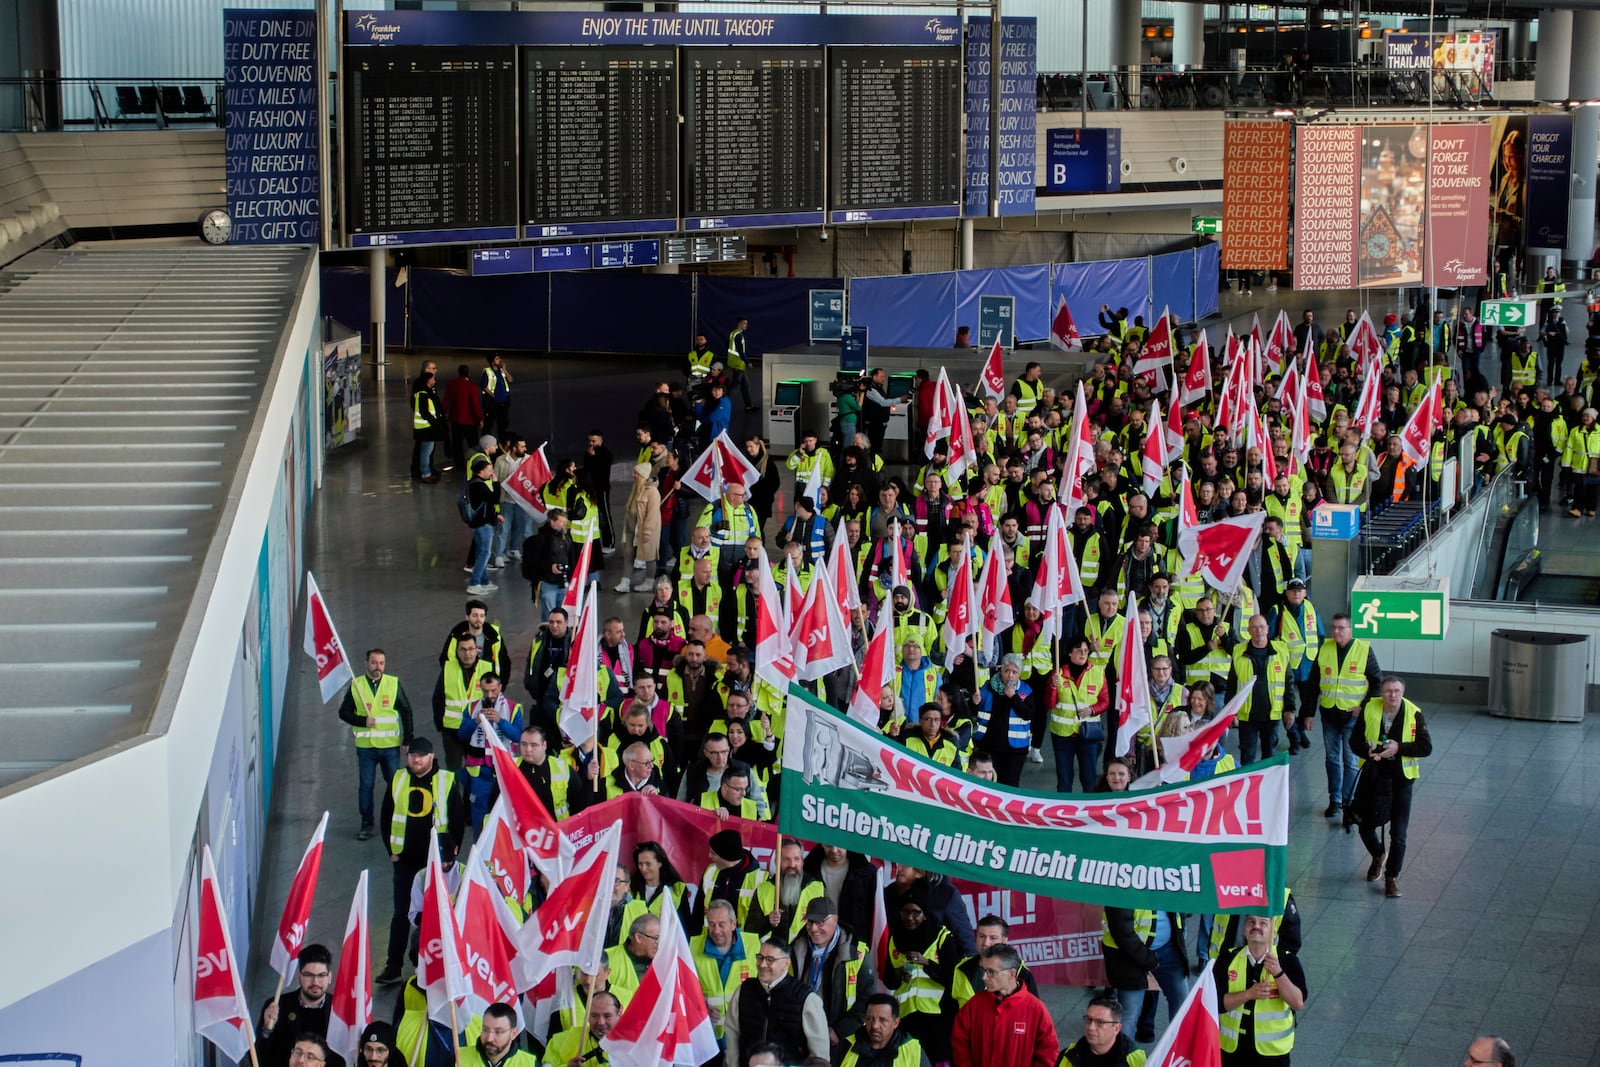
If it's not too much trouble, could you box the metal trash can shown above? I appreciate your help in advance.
[1487,629,1588,722]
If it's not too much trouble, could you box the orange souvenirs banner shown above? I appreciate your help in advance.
[1292,125,1360,290]
[1221,121,1290,271]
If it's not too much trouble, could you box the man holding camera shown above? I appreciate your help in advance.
[523,506,572,620]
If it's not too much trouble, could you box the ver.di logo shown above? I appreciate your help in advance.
[1209,849,1268,909]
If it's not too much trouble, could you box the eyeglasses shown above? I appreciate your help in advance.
[299,971,331,981]
[756,954,789,965]
[480,1026,516,1039]
[1084,1016,1119,1028]
[636,932,660,942]
[978,966,1013,977]
[288,1051,326,1064]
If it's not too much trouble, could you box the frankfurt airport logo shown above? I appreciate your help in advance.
[924,17,959,43]
[354,13,402,42]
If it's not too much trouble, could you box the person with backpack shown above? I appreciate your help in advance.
[463,457,502,595]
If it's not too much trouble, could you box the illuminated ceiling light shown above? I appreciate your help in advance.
[1272,108,1295,117]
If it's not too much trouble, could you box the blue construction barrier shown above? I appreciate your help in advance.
[1051,258,1153,338]
[411,269,550,351]
[547,273,694,354]
[697,276,842,355]
[1151,249,1197,324]
[848,272,959,348]
[1195,242,1221,319]
[955,264,1052,342]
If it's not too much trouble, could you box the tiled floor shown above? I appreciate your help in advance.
[248,292,1600,1066]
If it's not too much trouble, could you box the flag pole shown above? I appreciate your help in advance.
[451,1000,461,1065]
[246,1031,263,1067]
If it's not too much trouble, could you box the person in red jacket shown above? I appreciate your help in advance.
[441,362,483,468]
[951,944,1058,1067]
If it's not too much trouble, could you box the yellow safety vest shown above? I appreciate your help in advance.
[1328,463,1367,512]
[1563,424,1600,472]
[388,769,456,856]
[887,927,951,1015]
[1314,639,1371,712]
[1180,621,1231,686]
[842,1038,923,1067]
[350,674,403,748]
[1358,697,1421,779]
[1219,947,1296,1056]
[514,755,571,820]
[441,659,494,731]
[1074,533,1103,588]
[412,389,437,431]
[1085,613,1124,671]
[1101,909,1155,950]
[690,932,759,1036]
[1263,493,1303,545]
[1230,642,1290,717]
[700,790,758,821]
[905,732,961,766]
[1511,349,1538,387]
[1274,602,1320,669]
[1050,665,1106,737]
[700,864,771,927]
[1012,378,1044,416]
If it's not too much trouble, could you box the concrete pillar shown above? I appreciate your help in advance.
[1571,12,1600,100]
[369,248,386,384]
[1566,105,1598,276]
[1109,0,1143,107]
[1535,9,1572,102]
[1508,19,1532,80]
[960,218,975,270]
[1171,2,1205,71]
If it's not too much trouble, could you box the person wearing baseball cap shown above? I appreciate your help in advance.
[1270,575,1322,757]
[376,736,467,986]
[790,895,879,1062]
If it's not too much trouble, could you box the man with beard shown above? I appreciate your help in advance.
[750,838,824,940]
[541,991,620,1067]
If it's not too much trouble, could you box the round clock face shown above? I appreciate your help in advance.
[200,209,232,245]
[1365,232,1391,261]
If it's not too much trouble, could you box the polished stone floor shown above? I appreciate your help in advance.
[247,286,1600,1066]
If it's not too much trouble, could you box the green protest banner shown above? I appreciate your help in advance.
[780,685,1288,914]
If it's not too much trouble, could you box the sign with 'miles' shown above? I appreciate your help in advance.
[224,9,321,244]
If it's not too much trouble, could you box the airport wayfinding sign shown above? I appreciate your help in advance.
[1480,300,1536,327]
[1350,576,1449,640]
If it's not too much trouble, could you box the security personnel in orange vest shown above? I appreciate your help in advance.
[1349,676,1433,898]
[376,738,468,986]
[1226,615,1291,766]
[337,648,416,841]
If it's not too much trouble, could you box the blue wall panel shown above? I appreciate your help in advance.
[548,273,695,353]
[954,264,1052,342]
[1195,242,1221,319]
[697,276,843,355]
[410,270,551,351]
[1150,249,1196,324]
[848,273,958,348]
[1051,259,1151,338]
[319,266,406,347]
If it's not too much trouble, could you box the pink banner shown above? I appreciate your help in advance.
[1293,126,1360,290]
[1425,123,1490,288]
[564,795,1106,986]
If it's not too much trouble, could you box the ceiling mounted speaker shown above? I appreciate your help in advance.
[1172,157,1189,174]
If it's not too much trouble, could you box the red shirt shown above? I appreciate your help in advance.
[951,987,1059,1067]
[443,375,483,425]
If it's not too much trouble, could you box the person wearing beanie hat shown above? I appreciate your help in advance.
[701,828,771,928]
[355,1020,408,1067]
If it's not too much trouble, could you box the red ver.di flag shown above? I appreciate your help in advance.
[269,811,330,981]
[194,845,255,1063]
[1425,123,1490,288]
[303,572,354,703]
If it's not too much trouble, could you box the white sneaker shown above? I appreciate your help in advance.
[462,565,473,573]
[507,549,521,560]
[466,584,489,594]
[633,560,647,571]
[495,555,507,567]
[481,582,498,592]
[1027,746,1043,764]
[614,578,633,593]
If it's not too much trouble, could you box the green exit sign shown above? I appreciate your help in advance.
[1480,300,1536,327]
[1193,216,1223,235]
[1350,576,1449,641]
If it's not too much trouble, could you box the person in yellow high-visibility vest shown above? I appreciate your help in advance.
[337,649,416,840]
[1213,915,1307,1063]
[1562,406,1600,516]
[1348,675,1433,898]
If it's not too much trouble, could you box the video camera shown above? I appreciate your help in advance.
[827,371,866,397]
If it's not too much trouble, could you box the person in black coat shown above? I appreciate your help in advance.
[804,844,880,945]
[1101,909,1191,1043]
[256,944,336,1067]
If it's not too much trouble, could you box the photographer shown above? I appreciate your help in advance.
[523,506,572,620]
[861,368,908,453]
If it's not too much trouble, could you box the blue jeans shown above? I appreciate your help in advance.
[1117,937,1191,1032]
[1237,719,1277,765]
[469,524,494,585]
[1052,732,1101,793]
[1323,713,1360,808]
[503,503,532,558]
[537,581,564,619]
[356,745,402,829]
[418,440,435,478]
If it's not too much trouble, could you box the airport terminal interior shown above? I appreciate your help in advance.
[4,0,1600,1065]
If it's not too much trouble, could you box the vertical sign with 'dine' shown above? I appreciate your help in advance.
[224,10,321,245]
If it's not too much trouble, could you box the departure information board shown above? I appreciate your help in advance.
[346,45,518,245]
[523,47,678,238]
[829,47,963,223]
[682,48,825,230]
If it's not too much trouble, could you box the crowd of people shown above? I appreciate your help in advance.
[253,296,1577,1067]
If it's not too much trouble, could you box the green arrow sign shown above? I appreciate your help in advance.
[1192,216,1223,235]
[1349,577,1449,641]
[1480,300,1535,327]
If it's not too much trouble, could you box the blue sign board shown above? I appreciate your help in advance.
[534,244,593,272]
[963,17,1038,217]
[348,10,961,47]
[355,226,519,248]
[810,289,846,344]
[224,10,320,244]
[1045,128,1122,194]
[530,218,676,240]
[1526,113,1573,251]
[594,240,662,269]
[1310,503,1361,541]
[978,295,1014,348]
[471,247,535,276]
[840,325,868,372]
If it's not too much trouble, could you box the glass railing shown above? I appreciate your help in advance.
[0,77,224,133]
[1034,64,1499,112]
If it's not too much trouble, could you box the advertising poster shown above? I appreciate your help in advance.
[1221,121,1291,271]
[223,9,321,244]
[1487,114,1528,255]
[1292,125,1360,290]
[1384,31,1495,92]
[1525,113,1573,251]
[1357,125,1426,288]
[1424,124,1490,288]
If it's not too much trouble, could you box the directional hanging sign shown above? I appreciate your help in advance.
[1350,576,1449,641]
[1479,300,1537,327]
[1192,216,1223,235]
